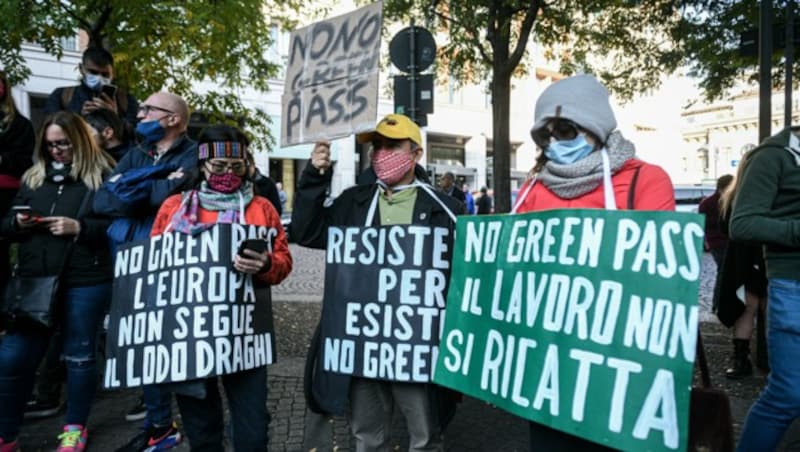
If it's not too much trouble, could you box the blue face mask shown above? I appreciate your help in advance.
[135,120,166,144]
[545,134,595,165]
[83,73,110,92]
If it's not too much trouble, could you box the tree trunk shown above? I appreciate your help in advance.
[491,70,512,213]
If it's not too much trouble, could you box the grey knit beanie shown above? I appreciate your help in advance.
[531,74,617,146]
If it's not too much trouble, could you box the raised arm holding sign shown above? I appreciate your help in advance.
[292,113,465,450]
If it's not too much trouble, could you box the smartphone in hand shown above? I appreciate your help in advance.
[238,239,268,257]
[12,205,42,221]
[101,84,118,99]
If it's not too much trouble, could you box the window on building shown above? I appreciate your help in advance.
[429,145,465,166]
[267,24,289,79]
[61,35,79,52]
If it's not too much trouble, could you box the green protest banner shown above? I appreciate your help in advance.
[434,209,705,451]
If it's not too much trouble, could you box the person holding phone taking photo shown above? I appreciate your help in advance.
[150,124,292,451]
[44,47,139,129]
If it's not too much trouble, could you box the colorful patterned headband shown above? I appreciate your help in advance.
[198,141,246,159]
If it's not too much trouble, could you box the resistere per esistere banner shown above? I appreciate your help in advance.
[103,224,277,389]
[319,224,453,383]
[434,209,705,452]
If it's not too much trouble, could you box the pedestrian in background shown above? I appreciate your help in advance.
[0,111,115,452]
[476,186,493,214]
[438,171,466,205]
[515,74,674,450]
[732,126,800,451]
[462,183,475,214]
[715,157,766,379]
[699,174,734,269]
[276,181,287,213]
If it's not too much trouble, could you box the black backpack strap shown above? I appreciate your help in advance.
[627,166,642,210]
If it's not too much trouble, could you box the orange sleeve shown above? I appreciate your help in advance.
[633,163,676,212]
[150,194,183,236]
[257,199,293,285]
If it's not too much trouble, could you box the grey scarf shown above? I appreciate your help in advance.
[538,131,637,199]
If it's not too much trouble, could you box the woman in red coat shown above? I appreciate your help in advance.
[151,124,291,451]
[514,75,674,214]
[514,74,675,450]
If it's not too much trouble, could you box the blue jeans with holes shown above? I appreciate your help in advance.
[0,283,109,440]
[738,278,800,451]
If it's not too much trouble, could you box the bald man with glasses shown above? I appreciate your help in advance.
[94,91,197,452]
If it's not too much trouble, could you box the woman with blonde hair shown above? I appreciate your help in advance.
[715,151,768,379]
[0,111,115,452]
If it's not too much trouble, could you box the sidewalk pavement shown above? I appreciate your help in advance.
[15,247,800,450]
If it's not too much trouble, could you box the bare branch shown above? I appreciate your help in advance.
[506,0,540,70]
[90,5,113,46]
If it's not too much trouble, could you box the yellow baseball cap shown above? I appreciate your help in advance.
[356,114,422,147]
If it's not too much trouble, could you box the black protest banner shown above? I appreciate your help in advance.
[280,2,382,146]
[104,224,277,389]
[320,225,453,382]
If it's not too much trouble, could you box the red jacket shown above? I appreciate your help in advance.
[151,193,292,285]
[516,159,675,213]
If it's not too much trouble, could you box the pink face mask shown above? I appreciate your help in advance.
[372,149,416,186]
[207,173,243,193]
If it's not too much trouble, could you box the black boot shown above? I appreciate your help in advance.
[725,338,753,379]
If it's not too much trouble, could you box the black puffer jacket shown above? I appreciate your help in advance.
[291,161,463,417]
[1,176,113,287]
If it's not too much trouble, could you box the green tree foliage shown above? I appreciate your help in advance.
[383,1,684,212]
[680,1,796,103]
[0,0,303,149]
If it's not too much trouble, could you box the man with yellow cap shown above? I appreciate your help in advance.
[292,114,463,451]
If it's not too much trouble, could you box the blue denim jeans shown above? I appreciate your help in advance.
[0,283,109,440]
[738,278,800,451]
[175,367,269,451]
[143,383,172,427]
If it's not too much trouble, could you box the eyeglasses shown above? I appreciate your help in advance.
[45,140,72,150]
[138,104,175,116]
[205,161,248,176]
[371,138,409,151]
